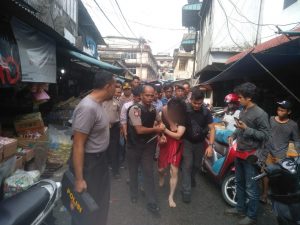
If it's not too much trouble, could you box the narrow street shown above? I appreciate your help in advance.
[52,167,277,225]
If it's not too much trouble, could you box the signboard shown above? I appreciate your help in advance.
[83,36,98,58]
[0,22,22,87]
[11,18,56,83]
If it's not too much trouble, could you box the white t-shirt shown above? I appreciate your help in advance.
[223,110,241,131]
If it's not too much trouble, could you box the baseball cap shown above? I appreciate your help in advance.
[123,82,131,90]
[277,100,292,110]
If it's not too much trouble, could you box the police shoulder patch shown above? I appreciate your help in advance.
[133,108,140,117]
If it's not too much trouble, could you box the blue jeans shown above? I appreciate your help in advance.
[235,157,260,220]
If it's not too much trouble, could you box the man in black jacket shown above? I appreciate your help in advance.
[181,89,215,203]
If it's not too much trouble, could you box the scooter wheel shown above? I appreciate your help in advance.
[221,173,237,207]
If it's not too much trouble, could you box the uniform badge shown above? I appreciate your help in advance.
[133,108,140,117]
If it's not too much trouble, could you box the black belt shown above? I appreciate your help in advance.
[85,151,106,157]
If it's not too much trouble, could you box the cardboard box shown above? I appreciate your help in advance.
[0,137,18,160]
[14,112,45,135]
[17,148,35,163]
[14,155,24,171]
[17,127,48,149]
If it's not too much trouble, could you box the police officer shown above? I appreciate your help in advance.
[103,87,121,179]
[127,85,165,214]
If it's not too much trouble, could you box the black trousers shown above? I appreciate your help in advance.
[127,141,157,204]
[71,152,110,225]
[107,122,120,175]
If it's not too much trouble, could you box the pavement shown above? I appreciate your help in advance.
[50,166,277,225]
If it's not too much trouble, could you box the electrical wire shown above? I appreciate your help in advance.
[107,0,132,37]
[228,0,300,27]
[216,0,243,49]
[92,0,126,38]
[113,0,137,38]
[130,21,186,31]
[250,54,300,104]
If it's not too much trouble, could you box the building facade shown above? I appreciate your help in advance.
[154,53,174,81]
[172,48,194,80]
[195,0,300,81]
[98,37,159,81]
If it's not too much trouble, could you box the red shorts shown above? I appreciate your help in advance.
[158,135,183,169]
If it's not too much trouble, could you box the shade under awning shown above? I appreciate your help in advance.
[201,52,300,84]
[58,48,125,74]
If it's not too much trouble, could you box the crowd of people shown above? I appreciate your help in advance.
[69,71,300,225]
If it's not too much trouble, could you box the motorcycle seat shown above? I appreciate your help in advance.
[0,181,51,225]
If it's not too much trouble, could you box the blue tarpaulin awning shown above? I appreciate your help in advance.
[58,48,125,74]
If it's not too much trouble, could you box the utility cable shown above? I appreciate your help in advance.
[92,0,126,38]
[228,0,300,27]
[250,54,300,104]
[113,0,137,38]
[107,0,131,37]
[216,0,243,49]
[131,21,186,31]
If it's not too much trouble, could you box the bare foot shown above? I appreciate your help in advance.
[159,175,165,187]
[168,196,176,208]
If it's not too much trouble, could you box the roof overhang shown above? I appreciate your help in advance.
[181,33,196,52]
[58,48,125,75]
[182,2,202,29]
[201,41,300,85]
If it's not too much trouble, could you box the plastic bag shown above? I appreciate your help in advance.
[3,169,40,198]
[0,156,16,185]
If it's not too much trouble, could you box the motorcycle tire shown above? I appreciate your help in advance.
[221,173,237,207]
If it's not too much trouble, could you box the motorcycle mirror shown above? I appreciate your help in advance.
[247,155,258,164]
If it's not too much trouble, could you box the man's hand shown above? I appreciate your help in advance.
[75,178,87,193]
[205,145,213,157]
[235,121,247,130]
[155,123,165,133]
[228,136,234,146]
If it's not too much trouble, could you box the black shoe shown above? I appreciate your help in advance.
[131,197,138,203]
[182,192,191,203]
[147,203,160,215]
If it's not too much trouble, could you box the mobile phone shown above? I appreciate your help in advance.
[234,117,241,124]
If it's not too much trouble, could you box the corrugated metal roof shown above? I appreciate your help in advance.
[226,27,300,64]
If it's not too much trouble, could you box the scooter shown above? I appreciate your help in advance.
[202,140,237,206]
[0,179,61,225]
[252,156,300,225]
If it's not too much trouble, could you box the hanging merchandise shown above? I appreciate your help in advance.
[0,20,22,87]
[11,17,57,83]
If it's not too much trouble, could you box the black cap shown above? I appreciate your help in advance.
[132,86,142,96]
[277,100,292,110]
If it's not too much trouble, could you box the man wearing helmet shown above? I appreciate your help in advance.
[223,93,241,131]
[215,94,241,144]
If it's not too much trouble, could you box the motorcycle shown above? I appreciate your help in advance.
[202,139,237,207]
[0,179,61,225]
[252,156,300,225]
